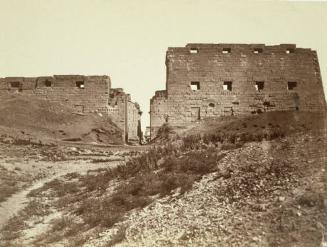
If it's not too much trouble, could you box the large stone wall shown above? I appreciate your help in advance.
[150,43,327,138]
[0,75,142,143]
[108,88,142,143]
[0,75,110,114]
[127,101,142,142]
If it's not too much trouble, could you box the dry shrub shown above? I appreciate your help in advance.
[1,216,25,241]
[0,184,18,203]
[29,121,278,234]
[51,216,74,232]
[154,123,174,141]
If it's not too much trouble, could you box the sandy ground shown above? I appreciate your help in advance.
[0,112,325,246]
[0,159,119,230]
[0,142,130,235]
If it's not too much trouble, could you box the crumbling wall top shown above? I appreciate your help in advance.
[0,75,111,91]
[1,75,110,85]
[166,43,313,57]
[150,90,167,103]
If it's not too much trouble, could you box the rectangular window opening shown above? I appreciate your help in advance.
[191,81,200,91]
[286,48,295,54]
[223,81,232,91]
[253,48,263,54]
[222,48,231,54]
[287,81,297,90]
[45,80,52,87]
[255,81,264,91]
[10,81,21,88]
[76,81,85,89]
[190,48,198,54]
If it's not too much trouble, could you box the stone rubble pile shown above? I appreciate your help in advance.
[85,133,326,247]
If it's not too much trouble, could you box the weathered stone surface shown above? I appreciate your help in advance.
[150,43,327,139]
[0,75,110,114]
[108,88,142,142]
[0,75,142,143]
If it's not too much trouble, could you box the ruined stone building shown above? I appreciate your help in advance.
[150,43,326,138]
[0,75,142,142]
[108,88,142,143]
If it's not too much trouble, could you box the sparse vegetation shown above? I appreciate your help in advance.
[1,199,50,242]
[24,120,289,242]
[0,165,31,203]
[2,111,325,246]
[1,216,25,241]
[0,183,18,203]
[154,123,174,141]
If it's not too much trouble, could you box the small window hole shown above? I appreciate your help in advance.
[190,48,198,54]
[287,81,297,90]
[45,80,52,87]
[223,81,232,91]
[255,81,264,91]
[10,82,21,88]
[222,48,231,54]
[286,48,295,54]
[253,48,263,54]
[76,81,85,89]
[191,81,200,91]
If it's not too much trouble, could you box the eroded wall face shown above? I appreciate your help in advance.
[0,75,110,114]
[0,75,142,143]
[150,90,168,137]
[108,88,141,143]
[150,44,327,138]
[127,101,141,142]
[108,89,127,141]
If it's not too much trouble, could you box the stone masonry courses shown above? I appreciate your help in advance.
[150,43,327,139]
[0,75,142,143]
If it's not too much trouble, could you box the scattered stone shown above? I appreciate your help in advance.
[252,236,259,242]
[278,196,285,202]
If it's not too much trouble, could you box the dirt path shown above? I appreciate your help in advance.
[0,160,118,230]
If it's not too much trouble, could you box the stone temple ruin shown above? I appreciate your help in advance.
[0,75,142,143]
[150,43,327,139]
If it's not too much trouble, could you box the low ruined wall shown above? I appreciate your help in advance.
[0,75,110,114]
[150,43,327,138]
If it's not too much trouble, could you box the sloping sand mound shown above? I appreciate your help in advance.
[186,111,327,137]
[0,95,123,145]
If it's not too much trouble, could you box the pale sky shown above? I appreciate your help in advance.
[1,0,326,130]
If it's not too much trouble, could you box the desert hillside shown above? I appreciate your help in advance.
[0,95,123,145]
[0,111,326,247]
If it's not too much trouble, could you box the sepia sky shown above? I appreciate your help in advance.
[0,0,326,129]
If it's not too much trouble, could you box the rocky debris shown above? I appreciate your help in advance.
[1,130,325,247]
[0,139,144,165]
[0,136,15,144]
[84,132,326,247]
